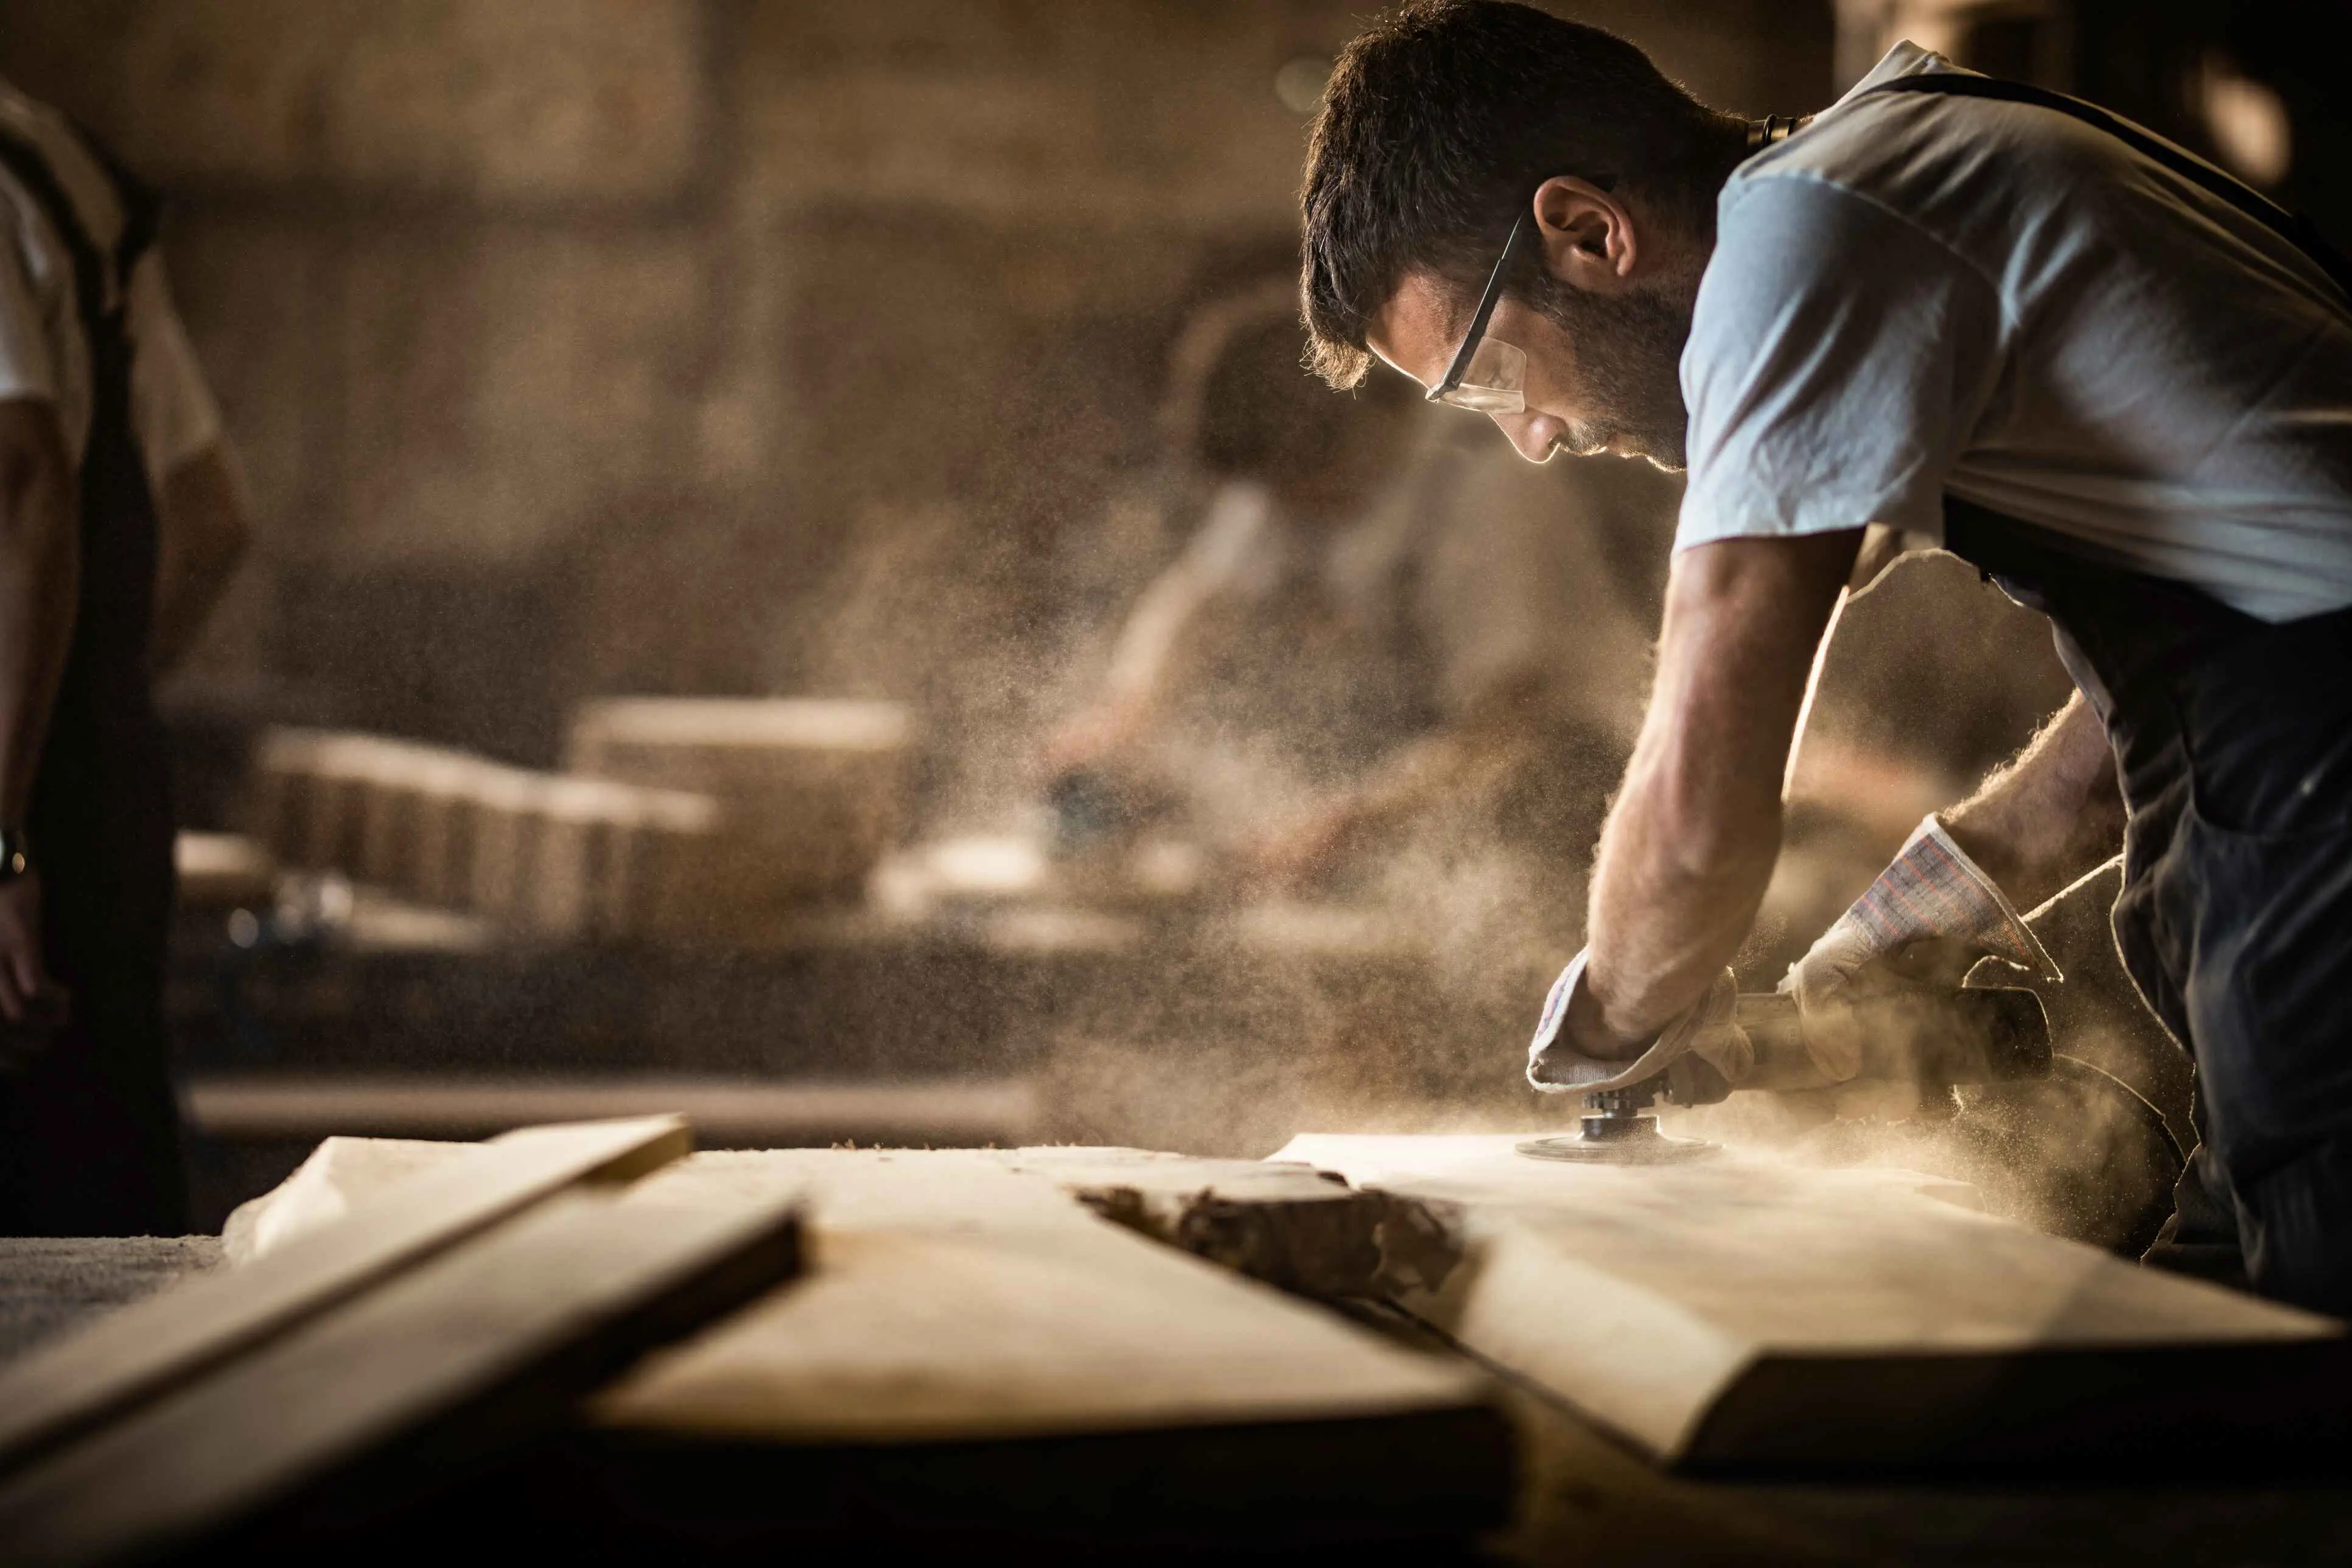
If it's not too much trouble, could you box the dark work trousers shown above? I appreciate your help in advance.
[1947,500,2352,1312]
[0,132,182,1236]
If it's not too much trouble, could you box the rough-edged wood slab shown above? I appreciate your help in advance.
[1275,1133,2351,1472]
[221,1137,1437,1299]
[0,1116,688,1479]
[212,1139,1511,1548]
[592,1149,1485,1441]
[0,1189,802,1567]
[578,1150,1507,1546]
[993,1146,1462,1298]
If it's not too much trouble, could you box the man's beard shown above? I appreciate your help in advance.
[1526,273,1695,471]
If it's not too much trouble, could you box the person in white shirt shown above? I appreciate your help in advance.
[0,77,251,1235]
[1301,2,2352,1307]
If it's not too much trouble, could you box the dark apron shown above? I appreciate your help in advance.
[1868,74,2352,1310]
[0,127,182,1236]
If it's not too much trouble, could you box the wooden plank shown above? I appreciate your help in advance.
[223,1141,1493,1435]
[579,1150,1507,1547]
[0,1188,802,1566]
[0,1116,689,1478]
[1275,1133,2351,1472]
[591,1149,1485,1441]
[223,1138,1421,1298]
[211,1139,1511,1548]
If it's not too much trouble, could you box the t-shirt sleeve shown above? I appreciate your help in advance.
[125,250,225,486]
[1676,173,2006,551]
[0,227,58,405]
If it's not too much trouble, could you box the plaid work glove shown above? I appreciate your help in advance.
[1783,814,2059,1082]
[1527,949,1753,1094]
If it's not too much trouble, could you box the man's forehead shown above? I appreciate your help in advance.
[1367,270,1469,386]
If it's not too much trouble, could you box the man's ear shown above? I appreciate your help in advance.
[1531,175,1639,292]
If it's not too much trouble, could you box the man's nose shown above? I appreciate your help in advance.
[1490,411,1563,464]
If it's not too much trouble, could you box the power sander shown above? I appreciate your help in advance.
[1518,985,2051,1164]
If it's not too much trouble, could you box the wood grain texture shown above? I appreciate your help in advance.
[0,1188,802,1567]
[223,1138,1435,1298]
[592,1149,1485,1441]
[1275,1133,2350,1471]
[0,1116,689,1479]
[207,1139,1509,1547]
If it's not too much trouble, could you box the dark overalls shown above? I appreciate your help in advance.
[0,127,183,1236]
[1875,74,2352,1312]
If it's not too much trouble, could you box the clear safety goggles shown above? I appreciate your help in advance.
[1433,337,1527,413]
[1428,211,1535,414]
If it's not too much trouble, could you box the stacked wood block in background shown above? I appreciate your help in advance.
[566,698,913,906]
[234,701,911,942]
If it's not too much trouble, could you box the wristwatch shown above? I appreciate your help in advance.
[0,825,30,881]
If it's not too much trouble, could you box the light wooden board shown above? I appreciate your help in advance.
[211,1138,1509,1547]
[222,1141,1489,1440]
[592,1149,1484,1441]
[0,1116,688,1478]
[0,1188,802,1566]
[1276,1133,2350,1471]
[226,1138,1419,1297]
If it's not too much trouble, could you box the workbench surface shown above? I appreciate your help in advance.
[9,1235,2349,1564]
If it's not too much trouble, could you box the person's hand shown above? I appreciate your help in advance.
[1527,951,1754,1094]
[1784,814,2057,1083]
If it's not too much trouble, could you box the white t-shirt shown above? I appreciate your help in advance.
[1678,43,2352,623]
[0,75,222,486]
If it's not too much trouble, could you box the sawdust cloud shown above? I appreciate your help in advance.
[763,292,2169,1261]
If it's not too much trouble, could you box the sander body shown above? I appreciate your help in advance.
[1519,985,2051,1164]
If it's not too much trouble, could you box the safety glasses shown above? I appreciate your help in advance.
[1427,175,1622,414]
[1427,212,1535,413]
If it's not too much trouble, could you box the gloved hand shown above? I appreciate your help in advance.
[1783,814,2059,1082]
[1527,949,1753,1094]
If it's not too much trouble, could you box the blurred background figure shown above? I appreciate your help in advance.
[1,71,250,1235]
[1042,283,1669,971]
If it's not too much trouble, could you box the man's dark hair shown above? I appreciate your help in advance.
[1301,0,1731,388]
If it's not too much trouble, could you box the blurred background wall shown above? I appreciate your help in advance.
[0,0,1833,810]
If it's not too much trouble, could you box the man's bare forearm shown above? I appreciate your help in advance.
[1570,532,1859,1054]
[1937,690,2123,913]
[150,446,251,674]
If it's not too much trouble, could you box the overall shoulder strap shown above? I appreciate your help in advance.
[0,125,111,341]
[1865,72,2352,304]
